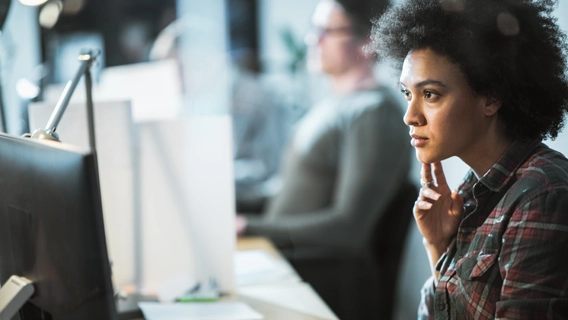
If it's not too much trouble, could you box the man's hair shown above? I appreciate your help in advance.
[370,0,568,141]
[335,0,390,39]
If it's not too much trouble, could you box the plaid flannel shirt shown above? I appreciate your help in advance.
[418,140,568,319]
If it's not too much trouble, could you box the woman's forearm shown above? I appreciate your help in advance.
[423,238,448,285]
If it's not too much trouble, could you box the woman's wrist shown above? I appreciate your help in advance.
[422,237,448,283]
[422,237,449,257]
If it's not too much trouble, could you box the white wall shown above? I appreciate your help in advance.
[0,0,40,134]
[177,0,231,115]
[258,0,319,73]
[548,2,568,158]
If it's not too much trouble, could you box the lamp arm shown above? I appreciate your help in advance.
[45,59,89,134]
[29,50,99,142]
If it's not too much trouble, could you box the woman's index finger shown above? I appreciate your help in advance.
[432,161,448,188]
[422,162,433,184]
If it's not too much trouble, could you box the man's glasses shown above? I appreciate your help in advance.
[304,25,353,46]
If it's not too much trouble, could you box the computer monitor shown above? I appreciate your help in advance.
[0,133,116,320]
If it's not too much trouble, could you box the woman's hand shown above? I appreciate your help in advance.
[414,162,464,251]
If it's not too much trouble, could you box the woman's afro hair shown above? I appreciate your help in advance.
[370,0,568,141]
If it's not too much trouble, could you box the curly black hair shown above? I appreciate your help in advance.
[370,0,568,141]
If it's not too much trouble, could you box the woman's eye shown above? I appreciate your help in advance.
[424,90,437,99]
[400,88,411,99]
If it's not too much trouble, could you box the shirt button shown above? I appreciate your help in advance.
[438,302,446,310]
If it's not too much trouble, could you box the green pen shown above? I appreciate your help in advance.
[176,296,218,302]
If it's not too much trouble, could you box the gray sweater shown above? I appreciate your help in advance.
[245,86,411,249]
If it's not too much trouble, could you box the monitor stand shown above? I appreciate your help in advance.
[0,276,35,319]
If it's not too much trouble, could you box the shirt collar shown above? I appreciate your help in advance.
[477,140,542,192]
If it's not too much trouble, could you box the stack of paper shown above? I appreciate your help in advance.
[237,283,339,320]
[234,250,300,286]
[139,302,263,320]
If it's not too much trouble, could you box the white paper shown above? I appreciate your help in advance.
[139,302,263,320]
[234,250,299,287]
[138,117,235,293]
[237,283,338,320]
[98,59,183,122]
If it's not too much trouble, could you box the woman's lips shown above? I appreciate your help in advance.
[410,134,428,147]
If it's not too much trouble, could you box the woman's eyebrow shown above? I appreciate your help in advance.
[413,79,447,88]
[399,79,447,89]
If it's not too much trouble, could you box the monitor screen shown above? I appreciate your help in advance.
[0,133,116,320]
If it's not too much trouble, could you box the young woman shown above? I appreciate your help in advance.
[372,0,568,318]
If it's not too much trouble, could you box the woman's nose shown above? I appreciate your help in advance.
[403,99,424,127]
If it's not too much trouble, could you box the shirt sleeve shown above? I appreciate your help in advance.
[244,98,411,249]
[496,189,568,318]
[418,276,436,320]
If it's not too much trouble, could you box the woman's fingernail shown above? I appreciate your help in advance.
[424,189,441,200]
[420,201,432,209]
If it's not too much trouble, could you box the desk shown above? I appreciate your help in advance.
[127,237,338,320]
[236,237,280,256]
[235,237,338,320]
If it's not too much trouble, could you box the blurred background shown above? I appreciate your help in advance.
[1,0,567,319]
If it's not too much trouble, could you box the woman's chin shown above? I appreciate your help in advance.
[415,150,443,164]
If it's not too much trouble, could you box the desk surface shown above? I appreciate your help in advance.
[236,237,280,256]
[127,237,337,320]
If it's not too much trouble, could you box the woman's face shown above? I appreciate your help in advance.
[400,48,496,164]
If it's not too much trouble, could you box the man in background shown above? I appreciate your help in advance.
[238,0,413,318]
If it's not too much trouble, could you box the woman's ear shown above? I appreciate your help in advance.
[484,97,502,116]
